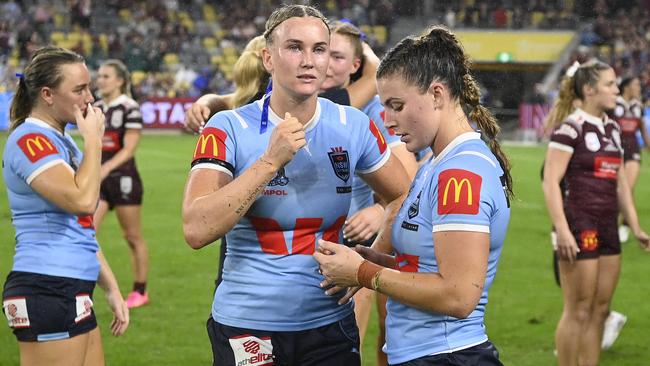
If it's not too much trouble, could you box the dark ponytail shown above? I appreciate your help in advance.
[378,25,513,198]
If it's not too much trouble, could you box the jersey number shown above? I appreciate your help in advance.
[248,216,346,255]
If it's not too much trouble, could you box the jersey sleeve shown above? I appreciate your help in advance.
[365,101,402,147]
[124,102,143,129]
[352,108,391,174]
[190,111,237,177]
[8,132,69,185]
[430,155,501,234]
[548,121,579,153]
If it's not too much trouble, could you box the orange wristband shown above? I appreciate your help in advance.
[357,260,383,289]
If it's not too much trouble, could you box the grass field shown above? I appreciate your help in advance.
[1,133,649,365]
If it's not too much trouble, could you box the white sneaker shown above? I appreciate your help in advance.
[602,311,627,350]
[618,225,630,243]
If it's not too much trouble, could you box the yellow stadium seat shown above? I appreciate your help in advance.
[119,9,132,22]
[182,18,195,31]
[203,4,216,22]
[211,55,223,65]
[8,57,19,67]
[373,26,387,44]
[51,32,65,43]
[53,13,65,28]
[163,53,179,65]
[203,37,217,49]
[222,46,237,58]
[131,70,146,86]
[531,11,545,27]
[360,25,372,37]
[99,34,108,53]
[67,32,81,43]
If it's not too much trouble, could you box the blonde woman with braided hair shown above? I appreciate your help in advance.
[542,59,650,365]
[315,25,512,365]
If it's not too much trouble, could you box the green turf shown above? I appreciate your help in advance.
[1,134,649,365]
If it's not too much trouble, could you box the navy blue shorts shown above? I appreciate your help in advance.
[392,341,503,366]
[2,271,97,342]
[207,312,360,366]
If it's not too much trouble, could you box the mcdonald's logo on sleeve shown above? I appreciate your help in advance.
[437,169,482,215]
[368,119,387,154]
[193,127,228,161]
[17,133,59,163]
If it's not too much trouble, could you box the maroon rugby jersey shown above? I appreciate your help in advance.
[549,109,623,217]
[94,94,142,172]
[610,96,643,160]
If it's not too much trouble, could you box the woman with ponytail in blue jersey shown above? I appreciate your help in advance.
[2,46,128,366]
[315,26,513,366]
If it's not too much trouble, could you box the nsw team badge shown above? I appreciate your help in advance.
[328,147,350,183]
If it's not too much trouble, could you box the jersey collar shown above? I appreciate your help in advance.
[257,98,322,133]
[430,131,481,167]
[24,117,65,136]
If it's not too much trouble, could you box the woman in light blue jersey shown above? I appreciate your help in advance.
[2,46,128,366]
[182,4,411,366]
[315,25,513,366]
[321,20,418,365]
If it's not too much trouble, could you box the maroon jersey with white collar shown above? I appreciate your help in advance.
[94,94,142,172]
[549,108,623,218]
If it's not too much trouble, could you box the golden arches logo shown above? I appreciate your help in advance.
[442,177,473,206]
[194,133,219,157]
[24,136,54,156]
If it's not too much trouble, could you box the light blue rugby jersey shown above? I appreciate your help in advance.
[348,96,403,215]
[2,118,100,281]
[190,97,391,331]
[385,132,510,364]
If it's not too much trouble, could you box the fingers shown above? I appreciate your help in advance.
[317,239,338,253]
[338,286,361,305]
[73,104,84,124]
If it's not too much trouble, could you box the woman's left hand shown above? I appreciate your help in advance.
[105,289,129,336]
[633,228,650,251]
[314,240,365,289]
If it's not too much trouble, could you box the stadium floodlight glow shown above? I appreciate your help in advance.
[496,51,513,63]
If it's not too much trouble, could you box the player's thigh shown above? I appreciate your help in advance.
[18,332,90,366]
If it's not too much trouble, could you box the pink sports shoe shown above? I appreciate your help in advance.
[126,291,149,308]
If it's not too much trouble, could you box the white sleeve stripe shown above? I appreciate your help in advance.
[548,142,574,153]
[231,110,249,129]
[452,151,496,167]
[190,163,234,177]
[357,147,391,175]
[432,223,490,233]
[26,159,67,184]
[338,105,347,125]
[125,123,143,129]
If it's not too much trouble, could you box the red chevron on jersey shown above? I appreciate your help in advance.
[368,119,387,154]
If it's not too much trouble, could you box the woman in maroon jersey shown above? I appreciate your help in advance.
[93,59,150,309]
[609,76,650,241]
[542,60,650,366]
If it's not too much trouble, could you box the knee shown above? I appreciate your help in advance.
[123,232,144,247]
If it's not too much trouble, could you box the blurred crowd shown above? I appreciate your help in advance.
[1,0,649,104]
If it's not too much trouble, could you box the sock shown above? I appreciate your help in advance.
[133,282,147,295]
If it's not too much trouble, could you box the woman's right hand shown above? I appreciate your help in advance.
[261,112,306,169]
[74,103,105,141]
[556,227,580,263]
[184,102,211,133]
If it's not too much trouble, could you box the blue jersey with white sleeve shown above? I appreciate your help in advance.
[2,118,100,281]
[385,132,510,364]
[349,96,403,215]
[190,97,391,331]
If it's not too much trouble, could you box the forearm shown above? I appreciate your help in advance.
[370,193,406,255]
[374,269,479,318]
[618,174,641,231]
[102,147,135,173]
[97,250,120,294]
[73,137,103,213]
[542,180,571,233]
[183,157,278,248]
[197,93,233,116]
